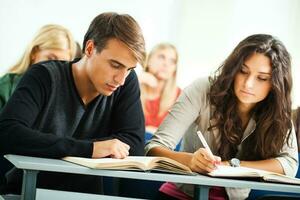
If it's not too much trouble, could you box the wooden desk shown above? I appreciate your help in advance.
[4,154,300,200]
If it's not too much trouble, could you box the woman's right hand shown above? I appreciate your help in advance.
[138,72,158,88]
[188,148,221,173]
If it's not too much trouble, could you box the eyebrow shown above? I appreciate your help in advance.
[111,59,136,70]
[242,64,271,75]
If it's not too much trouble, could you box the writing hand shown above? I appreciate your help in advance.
[189,148,221,173]
[92,139,130,159]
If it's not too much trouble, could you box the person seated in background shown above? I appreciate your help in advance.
[117,43,180,199]
[139,43,181,135]
[0,12,146,195]
[0,24,76,110]
[75,41,83,58]
[0,24,76,187]
[145,34,298,200]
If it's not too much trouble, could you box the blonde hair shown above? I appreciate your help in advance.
[9,24,76,74]
[141,43,178,116]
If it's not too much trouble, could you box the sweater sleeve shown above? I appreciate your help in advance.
[100,70,145,156]
[0,65,93,158]
[145,77,210,154]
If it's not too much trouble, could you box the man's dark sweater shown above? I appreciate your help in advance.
[0,59,145,194]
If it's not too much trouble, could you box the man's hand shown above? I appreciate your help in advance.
[92,139,130,159]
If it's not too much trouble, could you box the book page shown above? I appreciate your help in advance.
[63,156,193,174]
[207,165,300,185]
[208,165,268,177]
[263,173,300,185]
[63,156,159,170]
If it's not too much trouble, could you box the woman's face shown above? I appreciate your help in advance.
[147,48,177,81]
[31,48,71,64]
[234,53,272,110]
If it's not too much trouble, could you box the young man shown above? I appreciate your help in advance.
[0,12,146,194]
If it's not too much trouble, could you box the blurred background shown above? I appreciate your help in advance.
[1,0,300,106]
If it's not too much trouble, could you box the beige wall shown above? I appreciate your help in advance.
[1,0,300,105]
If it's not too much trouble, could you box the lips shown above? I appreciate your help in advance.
[106,84,118,91]
[241,90,254,96]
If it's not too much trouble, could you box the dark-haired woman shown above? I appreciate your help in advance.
[145,34,298,199]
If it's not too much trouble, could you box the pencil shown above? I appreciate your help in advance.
[196,131,214,156]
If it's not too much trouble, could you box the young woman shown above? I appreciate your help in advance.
[0,24,76,110]
[145,34,298,199]
[139,43,181,134]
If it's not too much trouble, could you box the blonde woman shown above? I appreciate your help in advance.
[139,43,181,135]
[0,24,76,109]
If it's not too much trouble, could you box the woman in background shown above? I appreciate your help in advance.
[146,34,298,199]
[0,24,76,110]
[0,24,76,187]
[139,43,181,135]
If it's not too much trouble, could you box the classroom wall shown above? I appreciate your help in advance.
[1,0,300,106]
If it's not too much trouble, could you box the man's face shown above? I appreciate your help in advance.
[85,38,137,96]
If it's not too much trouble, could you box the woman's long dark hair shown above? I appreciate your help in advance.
[208,34,292,160]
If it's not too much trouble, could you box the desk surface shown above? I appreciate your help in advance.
[5,154,300,194]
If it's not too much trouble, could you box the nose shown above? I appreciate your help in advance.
[114,70,128,86]
[244,75,255,89]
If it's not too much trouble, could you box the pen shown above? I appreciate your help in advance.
[196,131,214,157]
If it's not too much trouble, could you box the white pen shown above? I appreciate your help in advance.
[196,131,214,157]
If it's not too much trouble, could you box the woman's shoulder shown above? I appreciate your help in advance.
[183,76,210,97]
[0,73,23,85]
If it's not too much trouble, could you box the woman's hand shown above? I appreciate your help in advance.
[188,148,221,173]
[138,72,158,88]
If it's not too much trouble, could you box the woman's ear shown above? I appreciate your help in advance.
[30,46,39,63]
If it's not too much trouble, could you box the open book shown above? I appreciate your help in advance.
[63,156,193,175]
[208,165,300,185]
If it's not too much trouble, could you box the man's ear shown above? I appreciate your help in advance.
[84,40,95,57]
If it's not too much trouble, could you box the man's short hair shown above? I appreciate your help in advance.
[82,12,146,66]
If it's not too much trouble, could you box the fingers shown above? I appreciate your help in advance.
[140,72,158,88]
[92,139,130,159]
[214,156,221,165]
[190,148,218,173]
[199,148,215,161]
[113,142,130,159]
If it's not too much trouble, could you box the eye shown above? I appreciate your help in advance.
[157,54,165,60]
[111,61,121,69]
[169,58,176,65]
[239,68,248,74]
[257,76,270,81]
[47,55,57,60]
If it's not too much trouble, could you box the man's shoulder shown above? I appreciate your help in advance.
[119,70,138,90]
[126,69,138,81]
[32,60,70,80]
[34,60,69,71]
